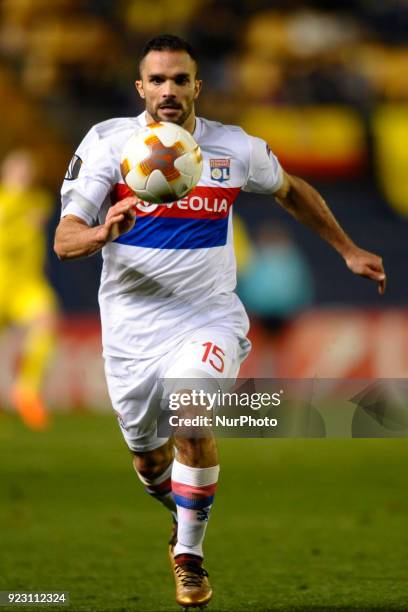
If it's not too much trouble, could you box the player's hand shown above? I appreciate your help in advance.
[101,196,139,242]
[344,246,386,294]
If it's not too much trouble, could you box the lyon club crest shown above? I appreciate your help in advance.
[210,158,230,183]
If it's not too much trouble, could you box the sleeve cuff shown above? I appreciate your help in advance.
[272,165,284,193]
[61,201,96,226]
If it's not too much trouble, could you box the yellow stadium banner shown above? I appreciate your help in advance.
[240,106,367,178]
[373,105,408,217]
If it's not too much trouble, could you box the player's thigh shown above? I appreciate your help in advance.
[160,330,249,444]
[162,327,250,384]
[104,355,169,453]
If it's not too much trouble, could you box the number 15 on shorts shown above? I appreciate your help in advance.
[201,342,225,373]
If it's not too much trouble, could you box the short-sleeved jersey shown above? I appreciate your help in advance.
[61,112,283,358]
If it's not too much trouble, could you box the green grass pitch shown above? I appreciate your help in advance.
[1,412,408,611]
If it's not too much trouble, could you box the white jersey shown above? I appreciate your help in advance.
[61,112,283,358]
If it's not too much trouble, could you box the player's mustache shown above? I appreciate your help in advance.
[159,100,182,109]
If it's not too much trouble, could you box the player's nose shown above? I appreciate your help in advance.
[161,79,177,97]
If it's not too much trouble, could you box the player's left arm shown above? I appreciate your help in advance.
[273,171,386,295]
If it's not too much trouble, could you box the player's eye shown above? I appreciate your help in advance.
[175,76,189,85]
[150,76,164,84]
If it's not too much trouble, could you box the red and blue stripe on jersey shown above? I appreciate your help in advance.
[110,184,240,249]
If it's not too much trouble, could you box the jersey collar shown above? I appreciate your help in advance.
[139,111,202,140]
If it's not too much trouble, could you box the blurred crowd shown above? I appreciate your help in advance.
[1,0,408,187]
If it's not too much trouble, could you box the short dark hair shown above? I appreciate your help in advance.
[139,34,198,75]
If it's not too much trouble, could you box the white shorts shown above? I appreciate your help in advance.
[104,326,251,452]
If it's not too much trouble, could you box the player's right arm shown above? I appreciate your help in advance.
[56,123,139,260]
[54,197,137,260]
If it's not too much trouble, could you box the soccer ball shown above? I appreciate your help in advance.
[120,121,203,203]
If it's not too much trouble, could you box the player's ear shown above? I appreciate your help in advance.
[135,80,145,99]
[194,79,202,100]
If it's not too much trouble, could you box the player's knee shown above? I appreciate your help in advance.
[132,441,173,479]
[174,436,218,467]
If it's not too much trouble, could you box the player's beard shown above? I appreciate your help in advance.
[149,99,193,127]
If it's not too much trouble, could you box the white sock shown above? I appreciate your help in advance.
[171,458,220,559]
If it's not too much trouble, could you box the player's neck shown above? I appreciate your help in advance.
[181,113,196,135]
[144,111,196,135]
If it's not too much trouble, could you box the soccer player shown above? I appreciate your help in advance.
[54,35,386,609]
[0,149,58,430]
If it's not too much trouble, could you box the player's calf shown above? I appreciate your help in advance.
[133,440,177,520]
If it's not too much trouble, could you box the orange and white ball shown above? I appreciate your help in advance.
[120,121,203,204]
